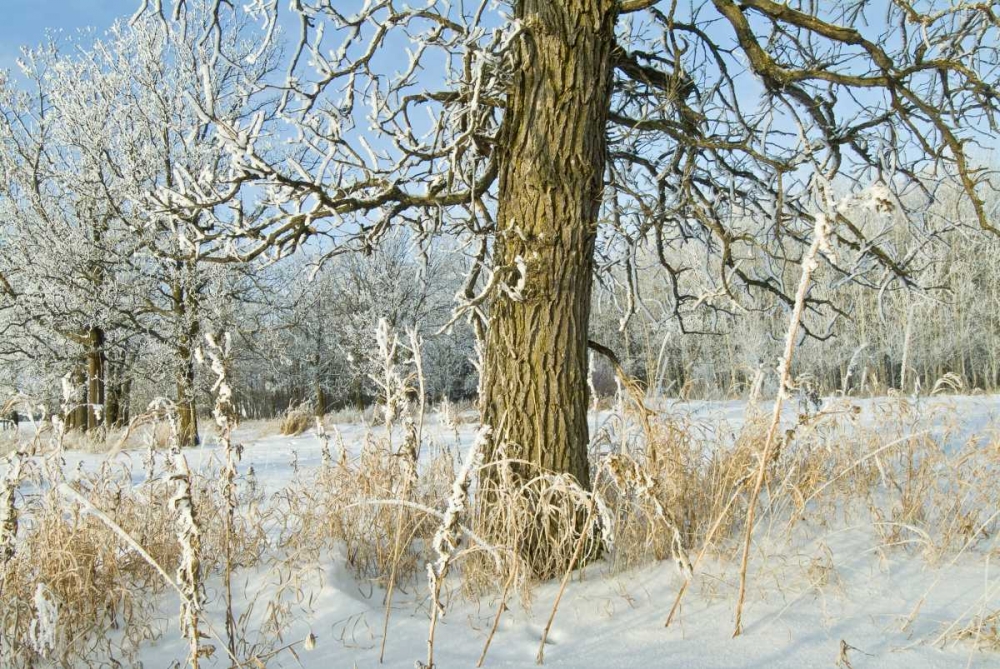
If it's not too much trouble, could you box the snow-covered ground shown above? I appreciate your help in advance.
[7,394,1000,667]
[46,393,1000,493]
[143,532,1000,669]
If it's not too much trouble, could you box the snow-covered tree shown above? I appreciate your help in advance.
[129,0,1000,570]
[0,3,279,443]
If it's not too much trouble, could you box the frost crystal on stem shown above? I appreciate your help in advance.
[28,583,59,658]
[422,425,490,669]
[167,418,209,667]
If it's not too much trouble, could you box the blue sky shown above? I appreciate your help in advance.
[0,0,129,72]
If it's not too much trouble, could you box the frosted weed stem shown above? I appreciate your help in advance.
[733,211,831,637]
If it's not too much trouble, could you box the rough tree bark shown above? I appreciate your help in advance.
[67,366,89,430]
[481,0,617,487]
[173,272,200,447]
[105,356,121,427]
[105,352,134,428]
[176,343,200,447]
[86,326,106,431]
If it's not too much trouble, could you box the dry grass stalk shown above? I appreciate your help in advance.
[279,403,314,436]
[27,582,59,658]
[377,423,420,661]
[477,567,517,668]
[421,425,489,669]
[318,417,333,468]
[166,410,210,667]
[468,427,602,597]
[53,480,244,667]
[366,320,424,661]
[732,211,831,637]
[535,490,600,665]
[0,452,25,570]
[941,609,1000,651]
[0,449,28,660]
[603,453,692,578]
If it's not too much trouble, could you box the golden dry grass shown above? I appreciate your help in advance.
[2,393,999,667]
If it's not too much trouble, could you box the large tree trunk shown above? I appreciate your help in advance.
[176,351,199,447]
[86,327,106,431]
[66,365,89,431]
[105,357,120,428]
[481,2,617,487]
[105,353,134,428]
[173,270,201,447]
